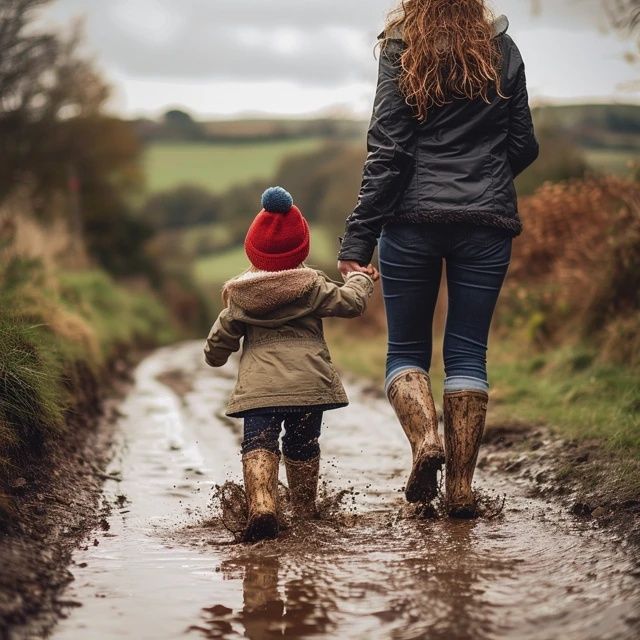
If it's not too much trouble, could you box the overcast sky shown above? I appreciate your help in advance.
[41,0,639,118]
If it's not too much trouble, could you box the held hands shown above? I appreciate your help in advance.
[337,260,380,282]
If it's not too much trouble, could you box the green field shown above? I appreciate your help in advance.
[144,138,325,194]
[194,225,338,286]
[584,148,639,176]
[143,133,638,197]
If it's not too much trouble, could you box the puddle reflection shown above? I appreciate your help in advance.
[191,555,334,639]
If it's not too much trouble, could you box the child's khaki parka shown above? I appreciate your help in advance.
[204,267,373,416]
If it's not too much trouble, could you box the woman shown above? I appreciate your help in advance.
[337,0,538,517]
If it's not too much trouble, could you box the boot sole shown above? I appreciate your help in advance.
[243,513,279,543]
[405,452,445,503]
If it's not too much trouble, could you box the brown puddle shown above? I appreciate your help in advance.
[50,342,640,640]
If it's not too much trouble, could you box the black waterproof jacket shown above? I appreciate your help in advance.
[339,15,539,265]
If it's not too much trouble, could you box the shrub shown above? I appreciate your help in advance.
[143,185,225,230]
[501,176,640,364]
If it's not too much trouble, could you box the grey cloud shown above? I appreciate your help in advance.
[44,0,391,84]
[80,23,376,83]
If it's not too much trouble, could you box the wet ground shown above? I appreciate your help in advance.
[49,342,640,640]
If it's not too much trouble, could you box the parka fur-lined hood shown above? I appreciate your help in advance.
[205,267,374,415]
[223,267,321,317]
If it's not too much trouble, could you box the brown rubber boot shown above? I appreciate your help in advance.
[443,390,488,518]
[387,369,445,503]
[284,456,320,519]
[242,449,280,542]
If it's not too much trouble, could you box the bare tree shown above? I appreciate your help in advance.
[604,0,640,32]
[0,0,57,116]
[0,1,107,121]
[0,0,110,202]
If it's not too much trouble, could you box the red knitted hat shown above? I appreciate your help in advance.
[244,187,310,272]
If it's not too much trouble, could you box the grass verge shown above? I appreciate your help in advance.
[0,259,175,521]
[489,342,640,455]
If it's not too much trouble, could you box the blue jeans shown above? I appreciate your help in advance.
[379,223,512,394]
[242,411,323,461]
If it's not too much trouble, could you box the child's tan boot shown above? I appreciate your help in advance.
[242,449,279,542]
[284,456,320,519]
[387,369,445,503]
[443,390,488,518]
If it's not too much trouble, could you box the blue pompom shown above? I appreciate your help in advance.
[261,186,293,214]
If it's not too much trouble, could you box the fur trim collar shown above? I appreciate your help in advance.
[492,15,509,38]
[224,267,319,316]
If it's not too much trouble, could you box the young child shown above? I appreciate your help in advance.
[204,187,374,543]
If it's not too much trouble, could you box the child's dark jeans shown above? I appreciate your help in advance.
[242,410,323,461]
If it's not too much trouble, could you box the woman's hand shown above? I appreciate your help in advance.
[338,260,380,282]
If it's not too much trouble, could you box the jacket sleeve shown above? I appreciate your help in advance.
[507,61,539,177]
[309,273,374,318]
[338,39,417,265]
[204,307,244,367]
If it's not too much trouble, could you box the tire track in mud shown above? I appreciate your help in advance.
[49,342,640,640]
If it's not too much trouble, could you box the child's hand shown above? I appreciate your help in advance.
[338,261,380,282]
[368,266,380,282]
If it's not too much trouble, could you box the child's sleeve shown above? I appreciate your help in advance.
[204,307,244,367]
[309,272,374,318]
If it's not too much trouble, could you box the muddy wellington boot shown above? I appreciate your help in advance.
[387,370,445,503]
[443,390,488,518]
[284,456,320,519]
[242,449,280,542]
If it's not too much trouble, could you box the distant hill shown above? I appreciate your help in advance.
[133,104,640,153]
[133,111,365,145]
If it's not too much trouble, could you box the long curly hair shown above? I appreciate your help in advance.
[384,0,503,121]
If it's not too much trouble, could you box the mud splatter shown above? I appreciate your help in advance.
[208,477,359,544]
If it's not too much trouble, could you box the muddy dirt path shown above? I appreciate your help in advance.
[49,342,639,640]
